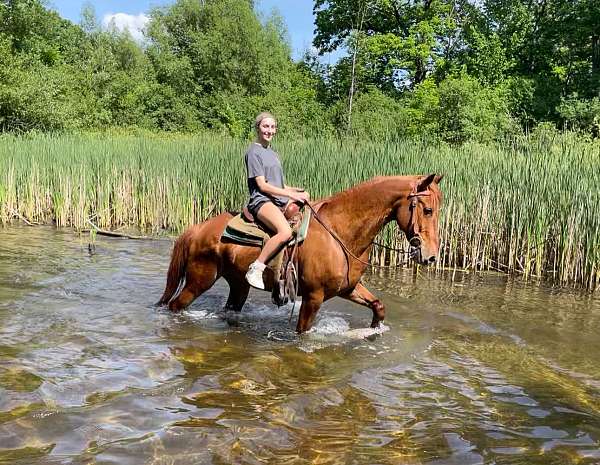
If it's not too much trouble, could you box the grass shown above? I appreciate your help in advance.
[0,131,598,290]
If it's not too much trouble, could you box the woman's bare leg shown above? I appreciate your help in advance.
[256,202,292,264]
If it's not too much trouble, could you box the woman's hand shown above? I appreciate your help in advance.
[287,188,310,204]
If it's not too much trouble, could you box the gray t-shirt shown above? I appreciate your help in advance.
[245,143,288,212]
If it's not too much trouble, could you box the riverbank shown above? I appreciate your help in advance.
[1,131,598,289]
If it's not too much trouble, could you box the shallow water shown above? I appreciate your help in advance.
[1,225,599,465]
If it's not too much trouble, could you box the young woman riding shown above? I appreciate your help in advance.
[244,112,310,289]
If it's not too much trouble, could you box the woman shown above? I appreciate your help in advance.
[244,112,310,289]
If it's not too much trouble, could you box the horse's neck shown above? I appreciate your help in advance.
[321,178,411,256]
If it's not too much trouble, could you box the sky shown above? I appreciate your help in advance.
[46,0,340,63]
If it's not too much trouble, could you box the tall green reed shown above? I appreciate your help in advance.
[0,132,598,289]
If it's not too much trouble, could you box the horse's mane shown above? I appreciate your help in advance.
[317,175,418,206]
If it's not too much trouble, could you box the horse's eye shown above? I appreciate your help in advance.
[424,207,433,216]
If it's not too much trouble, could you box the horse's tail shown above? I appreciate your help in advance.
[157,233,189,306]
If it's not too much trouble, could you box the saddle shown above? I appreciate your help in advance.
[220,202,311,306]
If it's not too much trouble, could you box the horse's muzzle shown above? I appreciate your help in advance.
[411,247,437,265]
[409,236,437,265]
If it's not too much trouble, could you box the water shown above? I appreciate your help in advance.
[1,226,599,464]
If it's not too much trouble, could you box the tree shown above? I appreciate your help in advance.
[146,0,291,97]
[313,0,462,92]
[0,0,85,65]
[145,0,327,135]
[464,0,600,122]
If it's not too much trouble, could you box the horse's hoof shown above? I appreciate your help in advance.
[223,305,242,313]
[370,319,383,329]
[167,303,184,313]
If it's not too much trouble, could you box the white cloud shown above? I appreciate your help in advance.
[102,13,149,42]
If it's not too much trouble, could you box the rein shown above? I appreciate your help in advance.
[303,187,431,269]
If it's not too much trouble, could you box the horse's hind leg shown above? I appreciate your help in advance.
[223,276,250,312]
[340,282,385,328]
[168,259,219,312]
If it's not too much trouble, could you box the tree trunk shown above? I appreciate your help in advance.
[413,57,426,86]
[347,3,366,134]
[592,34,599,75]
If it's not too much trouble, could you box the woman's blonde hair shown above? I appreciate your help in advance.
[254,112,276,133]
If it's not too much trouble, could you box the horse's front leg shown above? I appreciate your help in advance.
[340,282,385,328]
[296,289,324,333]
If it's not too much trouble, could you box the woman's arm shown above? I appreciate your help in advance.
[256,177,309,202]
[284,184,305,192]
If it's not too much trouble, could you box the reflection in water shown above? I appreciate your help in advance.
[0,225,599,464]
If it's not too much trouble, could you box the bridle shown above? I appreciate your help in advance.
[405,188,433,251]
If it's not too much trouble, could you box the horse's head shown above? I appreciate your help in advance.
[395,174,443,265]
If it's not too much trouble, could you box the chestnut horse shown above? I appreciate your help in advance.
[158,174,443,333]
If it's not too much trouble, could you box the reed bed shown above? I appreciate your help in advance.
[0,132,598,289]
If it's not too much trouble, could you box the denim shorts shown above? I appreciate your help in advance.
[247,200,287,220]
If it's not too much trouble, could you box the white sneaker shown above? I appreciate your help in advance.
[245,261,266,289]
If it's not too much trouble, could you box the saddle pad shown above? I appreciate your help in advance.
[221,209,311,247]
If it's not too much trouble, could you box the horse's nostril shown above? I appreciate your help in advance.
[428,256,436,264]
[409,237,422,247]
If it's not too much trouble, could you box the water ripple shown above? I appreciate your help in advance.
[0,226,599,464]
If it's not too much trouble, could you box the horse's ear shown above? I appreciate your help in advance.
[434,174,444,184]
[417,174,436,192]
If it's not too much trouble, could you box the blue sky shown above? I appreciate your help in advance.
[47,0,340,62]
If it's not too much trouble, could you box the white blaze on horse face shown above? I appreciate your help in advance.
[417,194,441,264]
[398,186,441,265]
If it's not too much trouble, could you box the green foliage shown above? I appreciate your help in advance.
[146,0,290,96]
[194,65,332,139]
[0,0,85,64]
[462,30,512,86]
[145,0,316,135]
[251,69,333,138]
[333,76,516,143]
[503,76,536,129]
[310,0,600,138]
[314,0,461,92]
[0,0,599,141]
[379,78,438,139]
[463,0,600,122]
[332,87,407,139]
[0,35,81,131]
[435,74,516,143]
[557,96,600,135]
